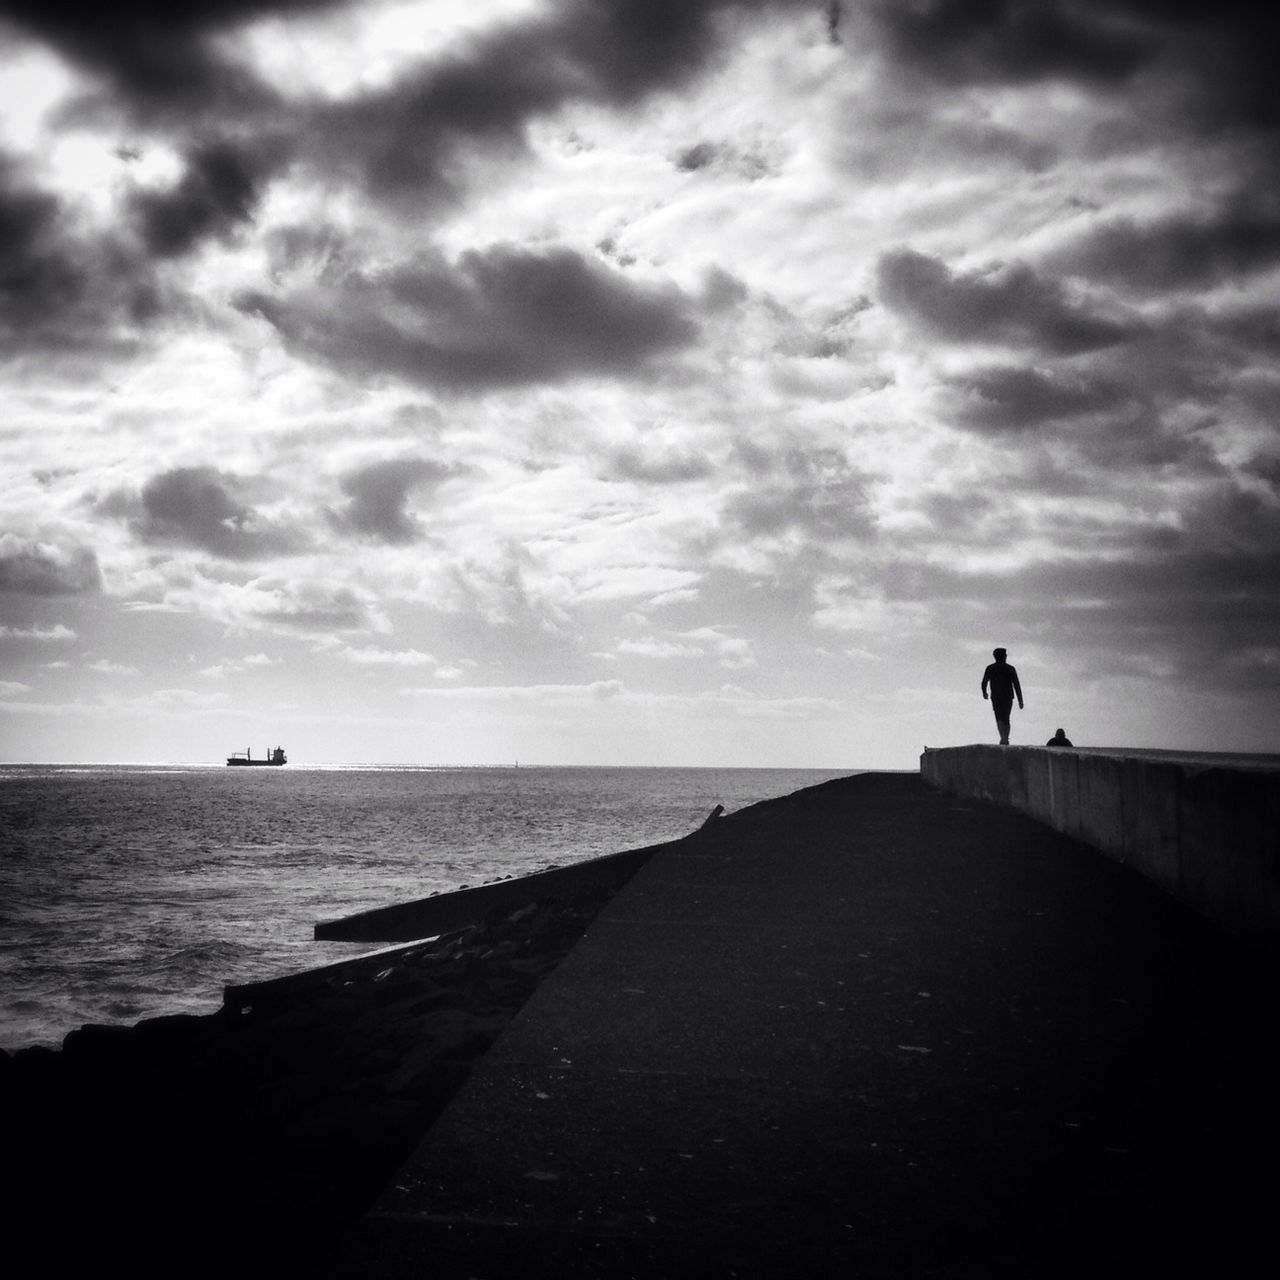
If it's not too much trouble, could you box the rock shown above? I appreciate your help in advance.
[0,882,616,1276]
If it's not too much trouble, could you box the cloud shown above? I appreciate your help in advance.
[240,242,699,389]
[128,140,275,258]
[400,678,626,704]
[617,637,701,659]
[118,566,387,634]
[0,534,102,595]
[85,658,138,675]
[197,651,276,678]
[246,578,381,632]
[680,625,755,668]
[877,249,1135,354]
[859,2,1280,155]
[328,645,437,667]
[5,0,812,216]
[0,154,159,360]
[105,466,304,559]
[0,0,324,116]
[866,0,1148,88]
[716,447,876,545]
[676,141,719,172]
[305,0,809,206]
[330,457,452,544]
[610,445,714,484]
[811,471,1280,692]
[945,364,1132,432]
[1052,203,1280,294]
[0,623,76,640]
[1025,550,1280,693]
[617,625,754,668]
[672,138,775,180]
[0,1,795,368]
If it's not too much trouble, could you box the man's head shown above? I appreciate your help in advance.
[993,647,1007,660]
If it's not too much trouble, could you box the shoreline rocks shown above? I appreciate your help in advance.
[1,886,615,1277]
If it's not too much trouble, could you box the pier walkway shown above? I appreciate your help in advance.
[320,771,1275,1278]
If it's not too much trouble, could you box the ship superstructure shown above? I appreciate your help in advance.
[226,746,287,767]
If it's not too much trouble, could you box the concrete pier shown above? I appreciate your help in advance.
[317,771,1276,1278]
[921,746,1280,954]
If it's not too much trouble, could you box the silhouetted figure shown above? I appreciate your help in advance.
[981,647,1023,744]
[1046,728,1073,747]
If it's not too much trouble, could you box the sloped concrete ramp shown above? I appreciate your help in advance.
[318,772,1275,1278]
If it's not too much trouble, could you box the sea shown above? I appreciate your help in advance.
[0,764,854,1052]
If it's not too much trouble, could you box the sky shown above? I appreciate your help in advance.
[1,0,1278,769]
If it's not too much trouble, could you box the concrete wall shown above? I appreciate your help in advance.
[920,746,1280,955]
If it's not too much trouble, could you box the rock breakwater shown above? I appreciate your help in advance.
[1,885,615,1277]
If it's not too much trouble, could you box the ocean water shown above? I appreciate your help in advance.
[0,764,854,1051]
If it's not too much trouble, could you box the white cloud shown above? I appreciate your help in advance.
[0,623,76,640]
[331,645,437,666]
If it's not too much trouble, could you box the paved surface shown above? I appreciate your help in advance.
[319,772,1276,1278]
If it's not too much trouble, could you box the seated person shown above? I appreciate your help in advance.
[1046,728,1073,747]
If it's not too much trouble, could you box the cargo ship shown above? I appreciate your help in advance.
[226,746,287,767]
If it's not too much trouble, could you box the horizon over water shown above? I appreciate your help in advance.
[1,763,863,1052]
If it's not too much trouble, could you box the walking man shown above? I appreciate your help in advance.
[981,647,1024,744]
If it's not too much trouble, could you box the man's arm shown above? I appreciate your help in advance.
[981,665,989,699]
[1012,668,1023,707]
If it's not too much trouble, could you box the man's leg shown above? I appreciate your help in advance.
[993,700,1011,744]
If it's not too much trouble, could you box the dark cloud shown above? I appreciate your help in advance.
[860,3,1280,146]
[129,141,274,258]
[304,0,807,206]
[946,365,1132,432]
[0,165,77,327]
[106,466,302,559]
[0,535,102,594]
[3,1,811,212]
[1216,306,1280,357]
[0,155,161,359]
[1118,1,1280,134]
[331,458,451,544]
[1245,453,1280,492]
[676,142,719,172]
[672,139,774,180]
[239,243,699,390]
[866,0,1148,88]
[0,1,817,365]
[877,248,1136,354]
[0,1,337,115]
[1053,203,1280,294]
